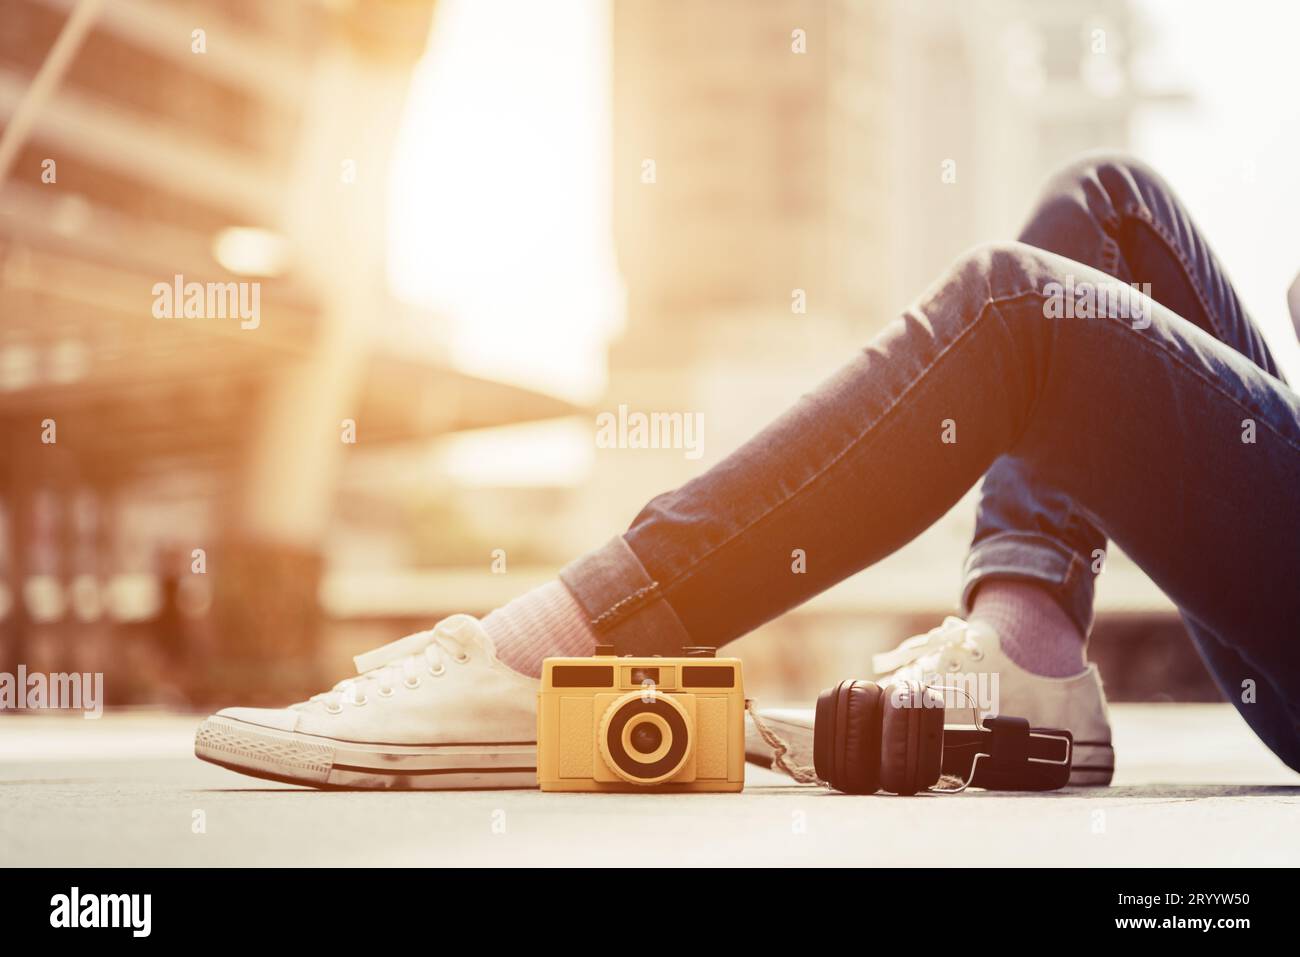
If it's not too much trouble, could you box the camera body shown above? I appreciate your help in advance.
[537,650,745,792]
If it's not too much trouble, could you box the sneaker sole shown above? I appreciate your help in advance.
[195,715,538,790]
[1066,741,1114,787]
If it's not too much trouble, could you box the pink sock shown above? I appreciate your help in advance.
[481,581,598,678]
[969,579,1086,678]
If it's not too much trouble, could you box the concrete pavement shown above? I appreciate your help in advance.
[1,704,1296,866]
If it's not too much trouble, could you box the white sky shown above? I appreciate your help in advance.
[1130,0,1300,381]
[387,0,622,406]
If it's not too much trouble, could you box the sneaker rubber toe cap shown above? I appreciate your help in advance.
[214,706,301,733]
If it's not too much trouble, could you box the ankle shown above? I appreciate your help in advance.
[481,581,597,678]
[969,579,1086,678]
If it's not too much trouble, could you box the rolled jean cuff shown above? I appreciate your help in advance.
[558,535,692,656]
[960,532,1097,636]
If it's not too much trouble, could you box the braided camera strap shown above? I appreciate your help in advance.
[745,699,821,784]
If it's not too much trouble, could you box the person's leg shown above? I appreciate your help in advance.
[560,241,1300,771]
[965,153,1287,659]
[200,232,1300,788]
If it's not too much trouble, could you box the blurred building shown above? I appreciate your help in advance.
[0,0,572,705]
[594,0,892,541]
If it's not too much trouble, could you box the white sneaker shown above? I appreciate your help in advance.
[872,616,1114,785]
[194,615,538,789]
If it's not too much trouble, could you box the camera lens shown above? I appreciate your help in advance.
[599,693,692,785]
[630,722,663,754]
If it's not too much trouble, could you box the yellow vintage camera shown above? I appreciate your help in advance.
[537,648,745,792]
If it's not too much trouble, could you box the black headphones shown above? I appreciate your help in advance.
[812,679,1074,795]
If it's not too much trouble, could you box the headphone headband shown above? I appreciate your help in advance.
[935,716,1074,792]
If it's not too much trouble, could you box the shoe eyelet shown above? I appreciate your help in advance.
[455,653,471,664]
[429,664,446,677]
[404,676,421,690]
[946,660,961,672]
[969,649,984,662]
[378,686,395,698]
[326,703,343,714]
[351,694,368,706]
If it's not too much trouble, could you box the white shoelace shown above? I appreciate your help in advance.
[300,628,470,711]
[871,615,985,677]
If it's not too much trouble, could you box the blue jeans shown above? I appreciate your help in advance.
[561,154,1300,772]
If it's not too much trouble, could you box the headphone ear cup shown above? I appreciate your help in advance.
[813,680,884,794]
[812,685,838,784]
[879,682,946,795]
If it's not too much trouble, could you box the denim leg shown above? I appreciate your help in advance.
[562,241,1300,767]
[560,536,692,656]
[966,153,1286,634]
[1181,612,1300,771]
